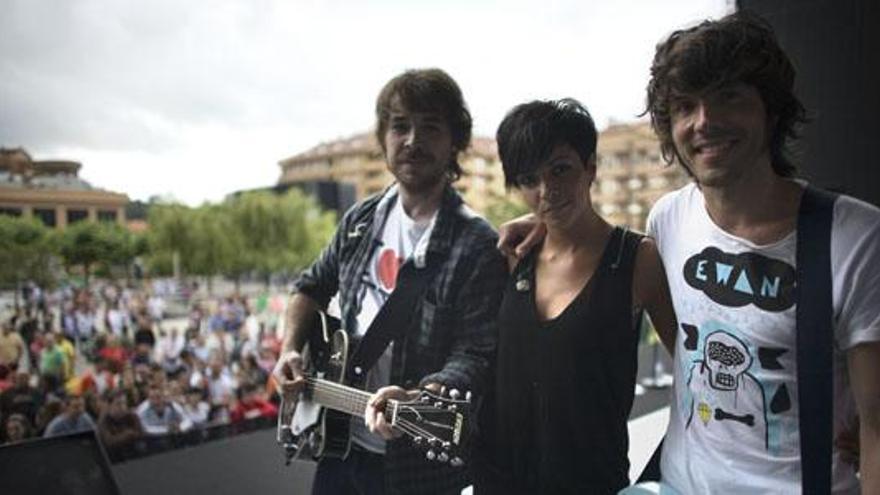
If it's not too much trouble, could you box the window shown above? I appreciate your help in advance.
[67,209,88,224]
[34,208,56,227]
[0,207,22,217]
[98,210,118,222]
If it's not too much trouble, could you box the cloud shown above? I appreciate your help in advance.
[0,0,731,204]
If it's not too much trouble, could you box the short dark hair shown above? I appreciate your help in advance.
[645,11,807,178]
[375,68,472,181]
[496,98,597,187]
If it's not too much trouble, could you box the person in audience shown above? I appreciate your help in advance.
[181,386,211,428]
[0,370,43,425]
[3,413,33,444]
[0,365,12,394]
[0,319,26,371]
[43,393,96,437]
[39,332,68,385]
[136,384,193,436]
[203,353,237,423]
[33,397,62,436]
[98,390,145,458]
[230,382,277,423]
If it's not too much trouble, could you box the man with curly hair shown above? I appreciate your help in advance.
[638,11,879,494]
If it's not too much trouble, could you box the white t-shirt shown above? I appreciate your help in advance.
[106,308,127,336]
[350,194,436,453]
[648,183,880,494]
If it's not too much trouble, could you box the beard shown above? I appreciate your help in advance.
[389,149,450,193]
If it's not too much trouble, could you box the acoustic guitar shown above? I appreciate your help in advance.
[277,311,472,467]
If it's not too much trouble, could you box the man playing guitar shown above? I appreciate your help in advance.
[273,68,507,495]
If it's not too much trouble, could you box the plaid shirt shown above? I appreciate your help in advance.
[293,184,507,494]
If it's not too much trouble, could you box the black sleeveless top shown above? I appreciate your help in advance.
[477,227,643,495]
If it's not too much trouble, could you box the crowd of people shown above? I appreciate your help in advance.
[0,280,284,461]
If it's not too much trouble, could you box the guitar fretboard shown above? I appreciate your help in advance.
[305,377,392,418]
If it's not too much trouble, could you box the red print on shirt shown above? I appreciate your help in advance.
[377,248,402,291]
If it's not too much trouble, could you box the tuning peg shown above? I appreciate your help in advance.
[449,388,460,399]
[440,385,447,396]
[465,391,472,403]
[435,401,444,409]
[420,395,430,403]
[428,438,439,447]
[450,457,464,468]
[438,452,449,463]
[413,436,424,445]
[447,404,457,412]
[442,441,451,450]
[426,450,437,461]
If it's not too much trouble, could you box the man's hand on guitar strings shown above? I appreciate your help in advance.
[366,384,440,440]
[272,349,306,398]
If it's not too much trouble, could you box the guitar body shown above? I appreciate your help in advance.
[291,313,354,460]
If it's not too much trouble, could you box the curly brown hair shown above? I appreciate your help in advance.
[374,68,472,182]
[644,11,807,178]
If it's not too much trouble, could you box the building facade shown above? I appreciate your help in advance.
[277,133,505,214]
[0,148,128,228]
[592,122,690,230]
[278,122,689,230]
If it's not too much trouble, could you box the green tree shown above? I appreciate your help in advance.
[0,216,55,308]
[483,193,531,228]
[189,203,243,293]
[105,224,147,281]
[225,190,336,286]
[57,221,129,285]
[146,202,199,278]
[143,191,335,287]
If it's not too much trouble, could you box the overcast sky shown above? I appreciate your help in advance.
[1,0,731,205]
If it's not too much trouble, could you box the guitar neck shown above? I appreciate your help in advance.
[306,377,388,418]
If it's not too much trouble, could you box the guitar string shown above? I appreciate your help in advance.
[308,382,465,414]
[303,388,448,445]
[395,421,439,444]
[310,389,463,416]
[306,377,465,413]
[302,377,463,452]
[394,418,444,444]
[394,420,463,457]
[309,388,457,419]
[303,384,454,445]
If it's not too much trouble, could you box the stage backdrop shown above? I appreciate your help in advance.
[738,0,880,207]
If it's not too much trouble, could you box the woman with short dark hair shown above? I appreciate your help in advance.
[476,98,677,494]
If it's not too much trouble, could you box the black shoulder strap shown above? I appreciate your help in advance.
[347,256,442,385]
[796,185,838,495]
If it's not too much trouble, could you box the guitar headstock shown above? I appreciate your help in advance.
[390,387,472,467]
